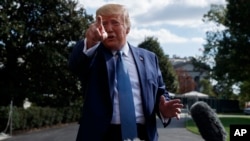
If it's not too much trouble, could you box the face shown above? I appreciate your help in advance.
[100,14,129,50]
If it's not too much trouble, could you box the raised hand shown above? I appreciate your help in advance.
[85,15,108,48]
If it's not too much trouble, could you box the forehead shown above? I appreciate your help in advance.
[99,14,123,21]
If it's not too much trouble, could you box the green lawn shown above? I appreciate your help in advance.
[186,115,250,141]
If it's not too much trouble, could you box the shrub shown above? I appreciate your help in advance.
[0,106,80,132]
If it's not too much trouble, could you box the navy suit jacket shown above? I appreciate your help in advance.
[69,40,170,141]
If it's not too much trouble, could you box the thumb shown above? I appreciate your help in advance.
[160,95,166,105]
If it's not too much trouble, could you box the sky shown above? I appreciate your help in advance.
[78,0,226,58]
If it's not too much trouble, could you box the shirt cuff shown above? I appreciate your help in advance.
[83,38,100,56]
[160,112,170,123]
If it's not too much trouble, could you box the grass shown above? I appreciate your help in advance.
[185,115,250,141]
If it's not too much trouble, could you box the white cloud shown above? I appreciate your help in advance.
[190,37,205,44]
[77,0,105,9]
[128,27,187,45]
[127,28,205,50]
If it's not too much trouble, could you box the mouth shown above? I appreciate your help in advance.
[107,35,115,39]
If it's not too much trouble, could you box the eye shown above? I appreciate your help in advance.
[102,21,108,26]
[111,20,120,26]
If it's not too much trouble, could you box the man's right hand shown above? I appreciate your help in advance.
[85,15,107,49]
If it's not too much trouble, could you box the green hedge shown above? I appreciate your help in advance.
[0,106,81,131]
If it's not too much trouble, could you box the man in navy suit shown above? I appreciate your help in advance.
[69,3,183,141]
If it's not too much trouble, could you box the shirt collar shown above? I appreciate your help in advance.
[121,42,129,57]
[112,42,129,56]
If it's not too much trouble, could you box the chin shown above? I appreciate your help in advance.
[106,45,120,51]
[103,42,121,50]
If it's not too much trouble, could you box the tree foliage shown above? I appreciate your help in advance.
[239,81,250,107]
[189,56,215,96]
[199,79,216,97]
[0,0,93,106]
[138,37,178,93]
[203,0,250,99]
[203,0,250,83]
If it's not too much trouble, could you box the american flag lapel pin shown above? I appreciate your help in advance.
[140,56,144,61]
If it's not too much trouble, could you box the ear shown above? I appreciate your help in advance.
[126,27,130,34]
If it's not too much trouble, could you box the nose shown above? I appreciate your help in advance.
[104,23,113,32]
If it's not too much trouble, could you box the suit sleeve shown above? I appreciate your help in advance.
[68,40,91,81]
[153,54,172,127]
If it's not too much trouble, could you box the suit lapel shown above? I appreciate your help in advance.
[129,45,148,110]
[102,46,116,102]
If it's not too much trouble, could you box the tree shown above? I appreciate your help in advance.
[175,68,195,94]
[199,79,216,97]
[0,0,93,106]
[138,37,178,93]
[238,81,250,108]
[203,0,250,98]
[190,56,211,91]
[212,80,235,99]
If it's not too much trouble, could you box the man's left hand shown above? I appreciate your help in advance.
[159,96,184,120]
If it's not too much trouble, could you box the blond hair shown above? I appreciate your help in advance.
[96,4,131,29]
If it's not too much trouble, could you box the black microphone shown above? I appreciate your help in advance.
[190,101,227,141]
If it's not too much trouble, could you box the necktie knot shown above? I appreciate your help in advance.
[116,51,127,75]
[116,50,123,59]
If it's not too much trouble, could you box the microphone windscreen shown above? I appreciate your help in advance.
[190,101,227,141]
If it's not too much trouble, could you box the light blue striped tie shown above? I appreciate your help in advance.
[116,51,137,140]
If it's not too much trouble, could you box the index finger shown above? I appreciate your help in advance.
[169,99,181,104]
[168,99,183,107]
